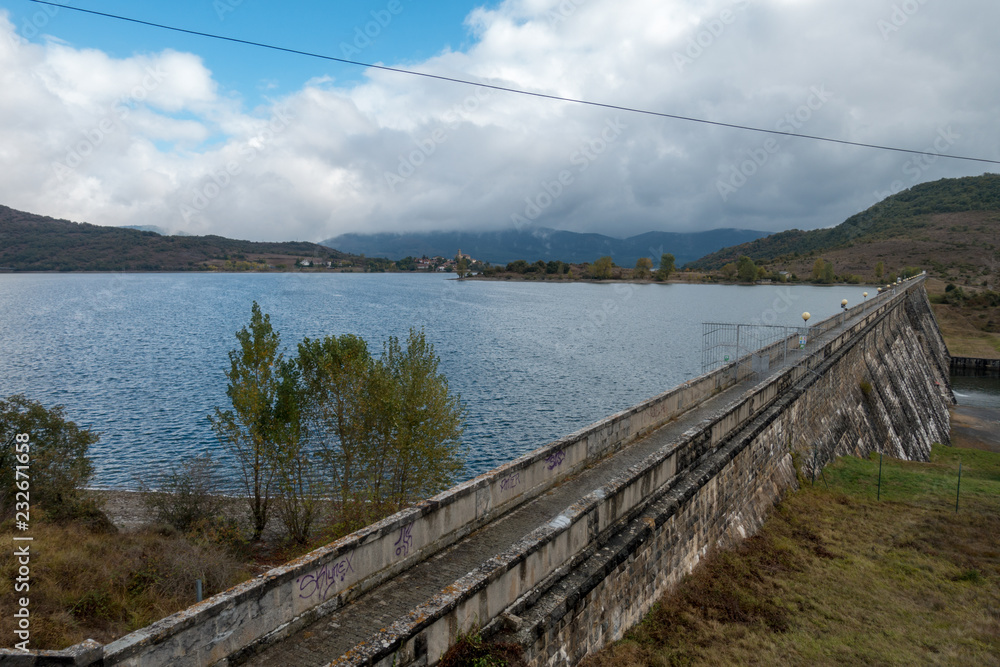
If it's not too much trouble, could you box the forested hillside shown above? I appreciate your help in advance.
[688,174,1000,278]
[0,206,355,271]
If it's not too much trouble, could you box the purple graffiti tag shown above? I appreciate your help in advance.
[499,472,521,492]
[297,552,355,602]
[394,523,414,558]
[545,450,566,471]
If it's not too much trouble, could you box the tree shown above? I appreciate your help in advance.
[379,330,466,509]
[506,259,529,274]
[0,395,97,520]
[590,256,614,280]
[736,256,757,283]
[811,258,825,282]
[657,253,675,281]
[296,334,379,529]
[296,329,466,530]
[812,259,835,283]
[634,257,653,279]
[456,256,470,278]
[721,262,738,281]
[209,302,296,541]
[875,261,885,279]
[266,360,324,544]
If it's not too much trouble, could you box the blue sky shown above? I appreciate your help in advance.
[0,0,997,242]
[5,1,483,105]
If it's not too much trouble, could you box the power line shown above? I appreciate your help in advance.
[27,0,1000,167]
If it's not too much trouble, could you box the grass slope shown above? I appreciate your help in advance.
[0,205,353,271]
[583,444,1000,667]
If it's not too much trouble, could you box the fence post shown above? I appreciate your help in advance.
[956,460,962,513]
[877,452,883,501]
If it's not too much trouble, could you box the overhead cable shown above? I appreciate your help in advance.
[27,0,1000,167]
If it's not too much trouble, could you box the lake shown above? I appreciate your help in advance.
[0,273,875,489]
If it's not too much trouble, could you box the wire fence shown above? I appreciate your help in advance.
[701,322,812,379]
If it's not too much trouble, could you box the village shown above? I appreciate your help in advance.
[294,249,479,273]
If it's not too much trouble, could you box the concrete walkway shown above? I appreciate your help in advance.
[238,311,871,667]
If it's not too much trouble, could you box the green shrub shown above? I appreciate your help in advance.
[138,455,223,533]
[0,394,97,520]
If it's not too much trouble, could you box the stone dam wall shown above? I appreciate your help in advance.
[514,280,953,665]
[334,277,951,666]
[1,277,950,666]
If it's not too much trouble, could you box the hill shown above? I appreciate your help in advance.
[321,227,771,267]
[687,173,1000,277]
[0,206,355,271]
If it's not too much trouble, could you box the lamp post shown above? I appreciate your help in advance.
[841,298,848,325]
[800,312,811,350]
[863,291,868,313]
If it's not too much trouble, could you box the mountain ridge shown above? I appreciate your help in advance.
[320,227,771,267]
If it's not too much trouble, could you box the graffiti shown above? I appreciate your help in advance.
[545,450,566,471]
[500,472,521,492]
[394,522,414,558]
[297,553,354,602]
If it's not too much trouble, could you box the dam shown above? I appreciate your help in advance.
[3,275,951,667]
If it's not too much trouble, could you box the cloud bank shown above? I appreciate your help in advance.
[1,0,997,242]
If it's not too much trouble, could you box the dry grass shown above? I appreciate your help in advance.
[582,445,1000,667]
[924,277,1000,359]
[770,211,1000,286]
[439,630,527,667]
[0,486,422,651]
[931,304,1000,358]
[0,520,249,649]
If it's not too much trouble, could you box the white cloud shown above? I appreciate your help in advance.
[0,0,997,244]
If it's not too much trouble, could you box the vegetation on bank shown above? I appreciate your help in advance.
[0,396,245,648]
[582,444,1000,667]
[470,252,910,286]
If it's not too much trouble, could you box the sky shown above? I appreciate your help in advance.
[0,0,997,242]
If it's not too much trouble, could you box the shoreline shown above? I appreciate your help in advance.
[457,275,883,288]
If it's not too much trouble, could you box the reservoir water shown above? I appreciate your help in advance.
[0,273,877,488]
[951,374,1000,408]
